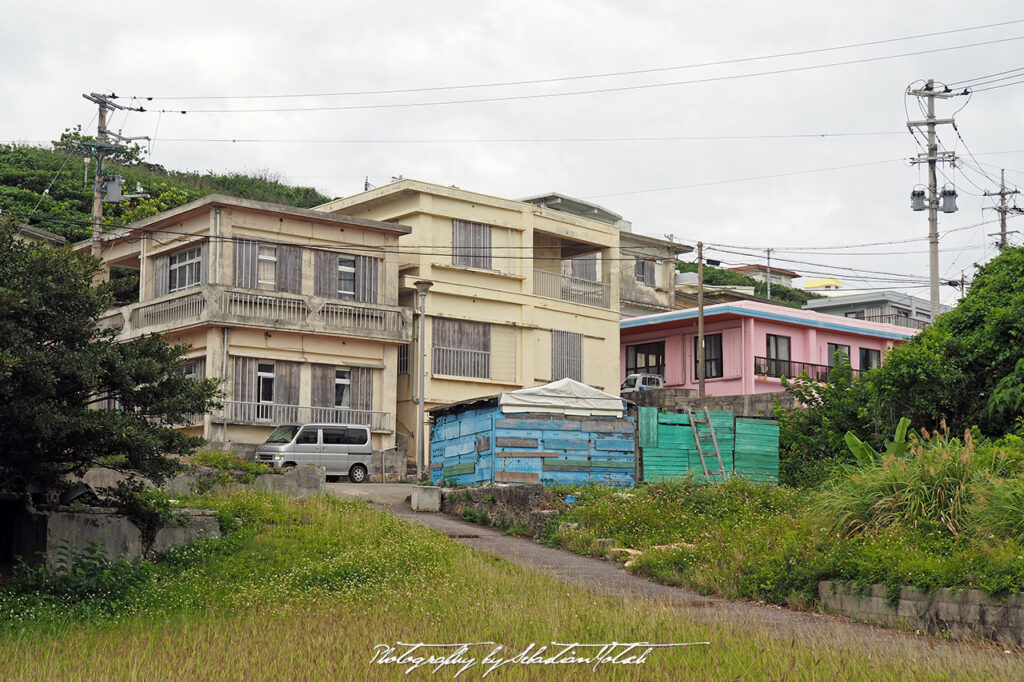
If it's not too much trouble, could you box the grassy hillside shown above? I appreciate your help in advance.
[0,131,331,242]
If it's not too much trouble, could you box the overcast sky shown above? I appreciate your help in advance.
[4,1,1023,304]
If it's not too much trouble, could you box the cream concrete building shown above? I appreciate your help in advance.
[317,181,628,466]
[78,195,411,451]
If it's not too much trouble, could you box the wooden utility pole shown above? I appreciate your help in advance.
[697,241,705,398]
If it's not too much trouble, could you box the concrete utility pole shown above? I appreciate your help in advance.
[984,169,1021,250]
[697,242,705,398]
[765,248,772,300]
[81,93,149,276]
[907,79,963,319]
[414,280,433,481]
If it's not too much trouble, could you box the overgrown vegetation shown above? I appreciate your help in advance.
[776,246,1024,483]
[0,219,220,492]
[676,261,822,308]
[1,128,331,243]
[2,490,1017,680]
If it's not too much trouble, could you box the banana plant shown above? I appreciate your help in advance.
[844,417,911,466]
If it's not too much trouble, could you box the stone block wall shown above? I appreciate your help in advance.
[628,389,796,418]
[440,483,559,536]
[819,581,1024,644]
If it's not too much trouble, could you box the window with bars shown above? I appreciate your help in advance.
[552,330,583,382]
[397,344,409,374]
[169,246,203,293]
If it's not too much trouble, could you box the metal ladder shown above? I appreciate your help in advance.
[687,407,727,483]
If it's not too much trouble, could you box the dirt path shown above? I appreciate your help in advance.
[368,498,1019,664]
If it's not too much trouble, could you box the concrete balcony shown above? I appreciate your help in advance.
[218,401,394,433]
[98,285,413,343]
[533,269,611,309]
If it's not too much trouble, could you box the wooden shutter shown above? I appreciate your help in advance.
[199,240,209,285]
[232,356,257,403]
[311,363,334,407]
[552,330,583,382]
[572,254,598,281]
[350,367,373,412]
[153,254,170,298]
[643,260,656,286]
[193,357,206,381]
[275,244,302,294]
[314,250,336,298]
[233,239,258,288]
[275,360,300,423]
[354,256,379,303]
[453,219,492,270]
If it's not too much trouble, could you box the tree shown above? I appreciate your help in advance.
[0,218,220,492]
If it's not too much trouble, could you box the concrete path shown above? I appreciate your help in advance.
[327,484,1018,661]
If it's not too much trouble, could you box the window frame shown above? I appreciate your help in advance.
[168,245,202,293]
[693,333,724,380]
[859,347,881,371]
[257,243,278,290]
[257,361,275,421]
[625,341,666,379]
[827,343,851,366]
[337,256,356,299]
[334,368,351,409]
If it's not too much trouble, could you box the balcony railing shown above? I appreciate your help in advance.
[220,400,394,433]
[533,269,611,309]
[318,301,407,334]
[131,292,205,328]
[754,356,862,381]
[433,346,491,379]
[855,314,928,330]
[223,291,309,324]
[99,286,412,343]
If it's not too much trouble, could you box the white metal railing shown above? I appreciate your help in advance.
[533,269,610,308]
[318,301,406,334]
[433,346,490,379]
[97,311,125,331]
[131,292,206,329]
[220,400,393,432]
[223,291,308,324]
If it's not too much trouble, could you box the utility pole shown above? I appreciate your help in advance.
[907,79,963,318]
[984,169,1021,250]
[697,242,705,398]
[765,248,772,300]
[81,93,149,277]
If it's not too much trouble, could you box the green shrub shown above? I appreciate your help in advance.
[192,450,271,482]
[8,540,152,600]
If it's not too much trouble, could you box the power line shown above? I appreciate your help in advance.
[125,35,1024,114]
[136,20,1024,101]
[946,65,1024,86]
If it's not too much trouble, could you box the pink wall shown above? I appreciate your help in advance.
[621,303,909,397]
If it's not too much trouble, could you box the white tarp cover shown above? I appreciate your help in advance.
[498,378,624,416]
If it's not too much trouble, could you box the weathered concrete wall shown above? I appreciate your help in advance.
[440,484,559,536]
[628,389,796,417]
[163,465,326,498]
[22,507,221,566]
[819,581,1024,644]
[374,448,408,483]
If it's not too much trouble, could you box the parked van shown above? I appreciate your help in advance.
[255,424,372,483]
[620,373,664,394]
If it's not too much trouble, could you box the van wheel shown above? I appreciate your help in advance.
[282,462,297,469]
[349,464,368,484]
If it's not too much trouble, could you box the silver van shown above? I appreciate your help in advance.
[255,424,372,483]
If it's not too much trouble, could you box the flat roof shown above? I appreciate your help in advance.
[622,300,914,341]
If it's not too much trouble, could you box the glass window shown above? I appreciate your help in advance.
[257,361,275,421]
[168,246,202,293]
[338,257,356,298]
[257,244,277,290]
[693,334,723,379]
[296,428,319,444]
[322,428,347,445]
[335,369,351,408]
[860,348,881,371]
[343,427,369,445]
[827,343,851,366]
[625,341,665,378]
[265,425,298,444]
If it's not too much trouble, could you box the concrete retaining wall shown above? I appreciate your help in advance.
[13,507,221,566]
[163,465,326,498]
[629,389,796,417]
[819,581,1024,644]
[440,483,558,536]
[375,448,408,483]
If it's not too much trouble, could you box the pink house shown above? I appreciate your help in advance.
[620,300,915,395]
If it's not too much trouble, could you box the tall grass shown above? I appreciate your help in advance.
[0,489,1018,680]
